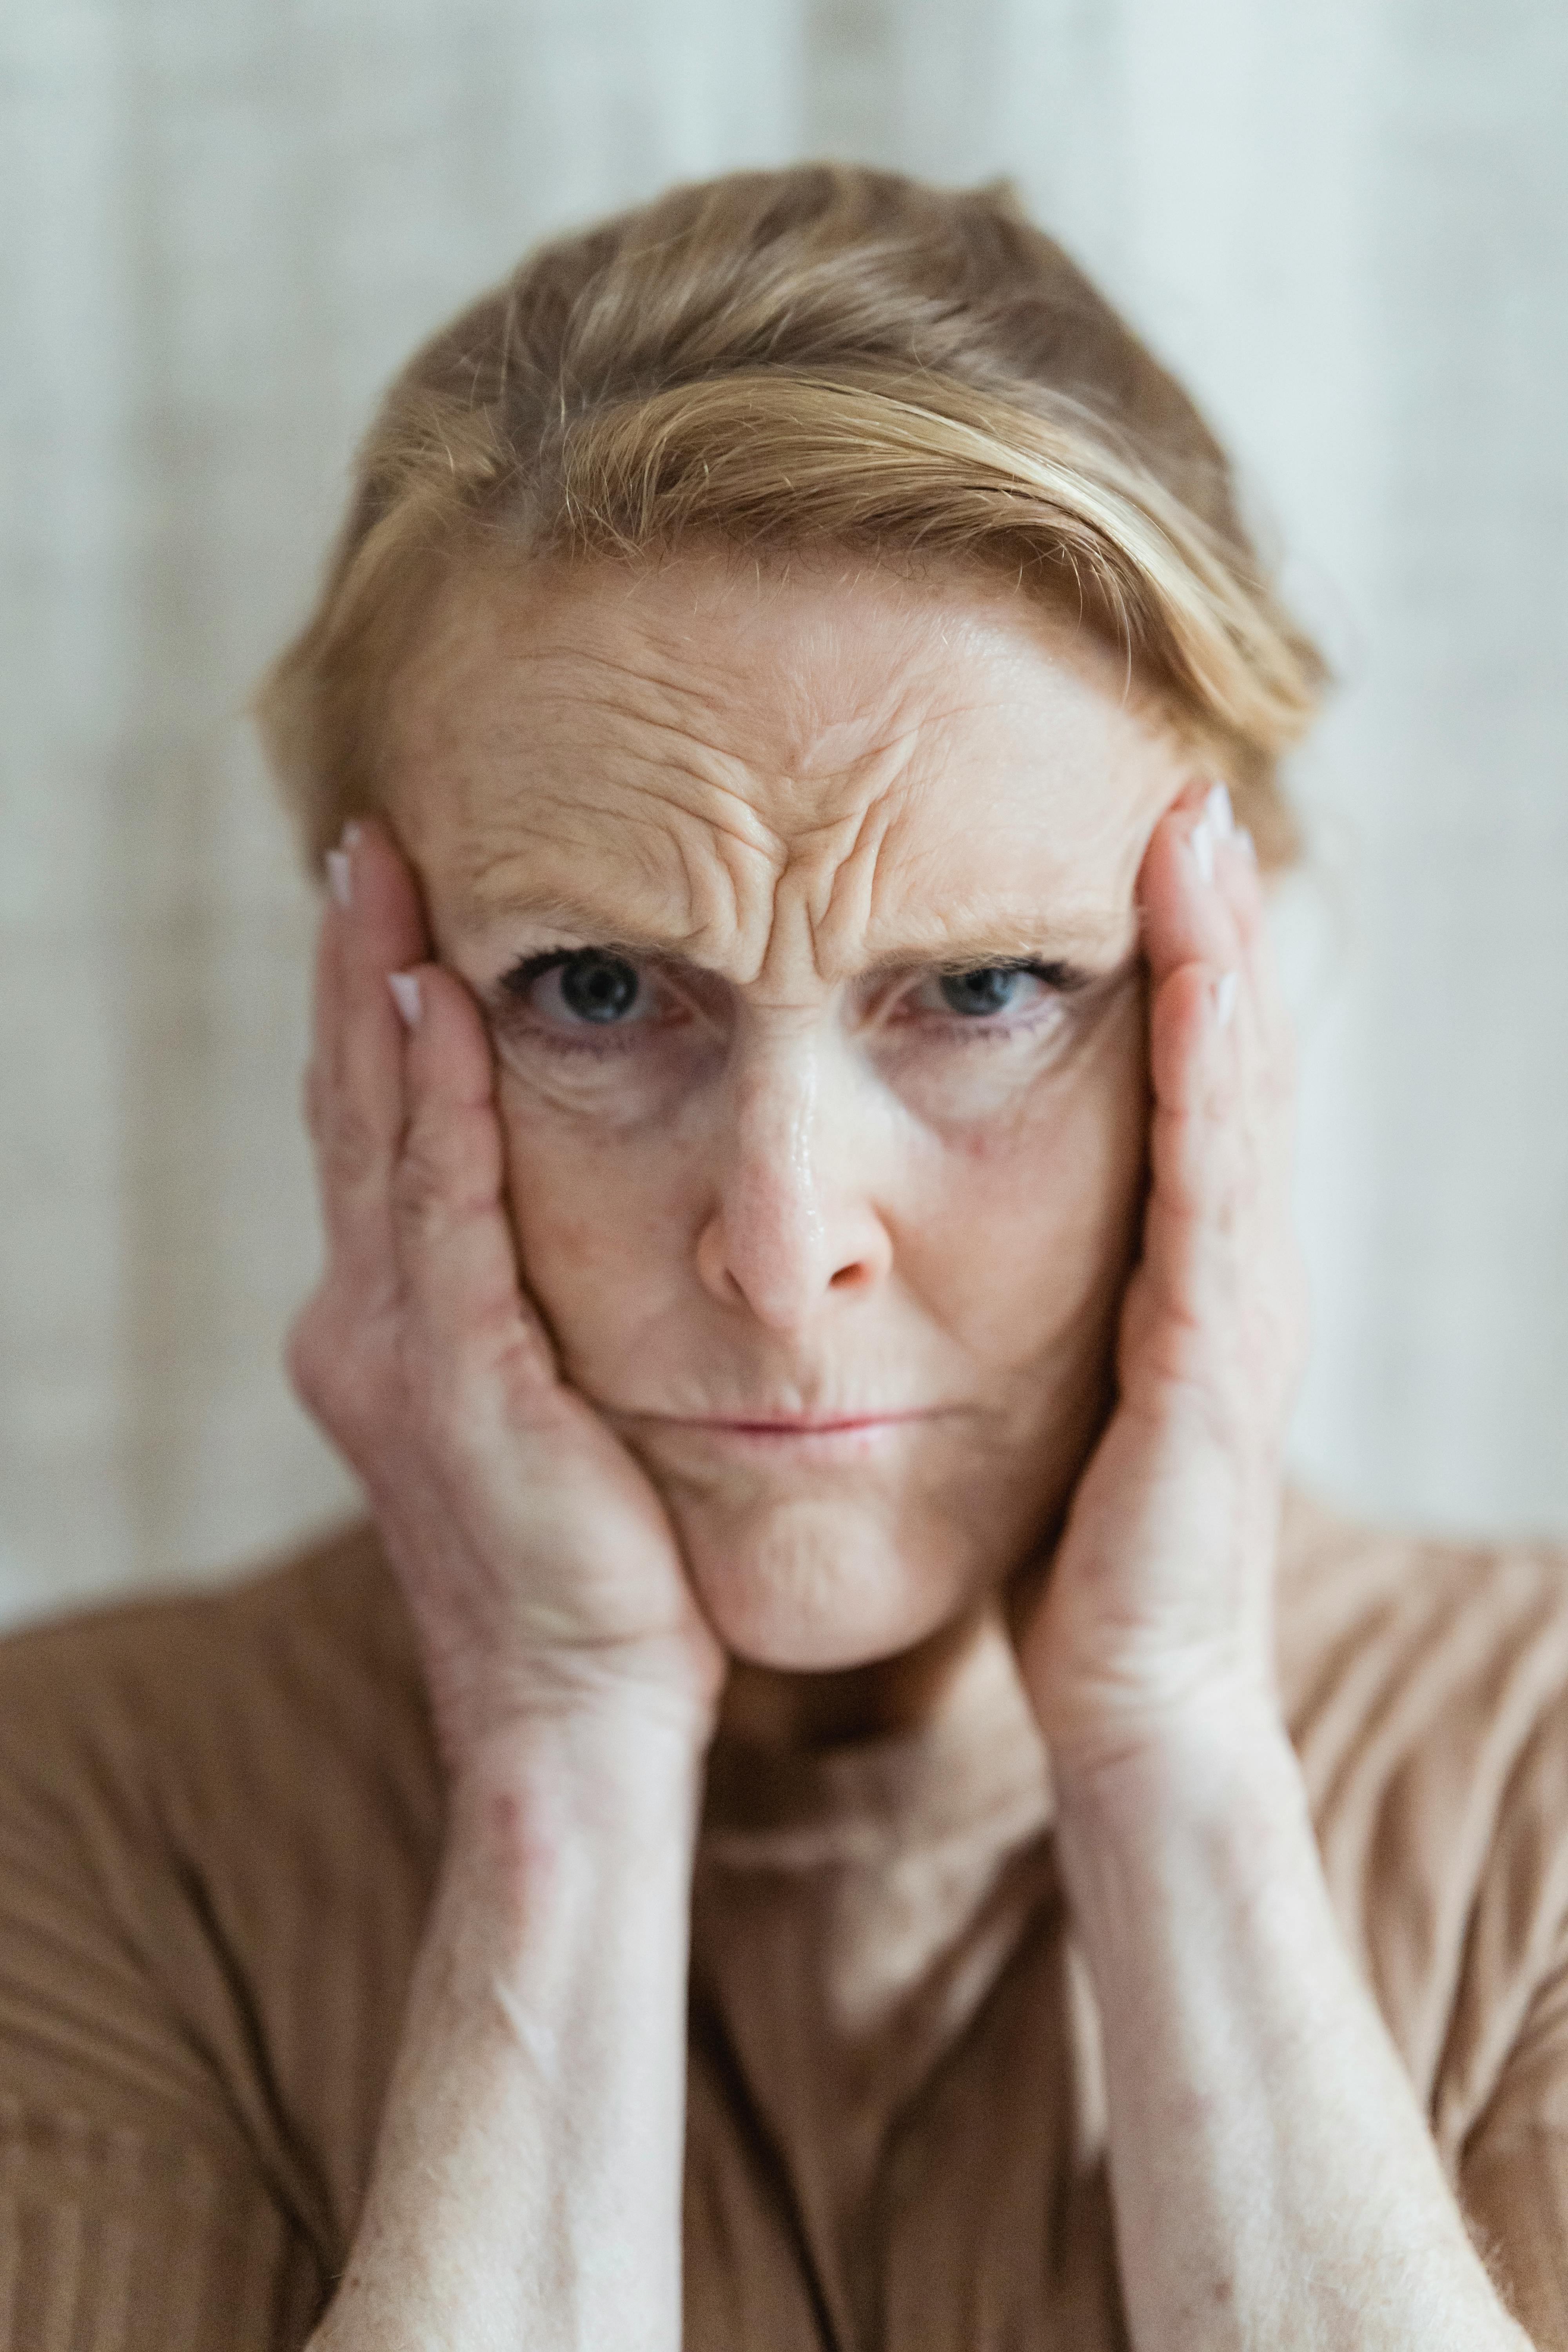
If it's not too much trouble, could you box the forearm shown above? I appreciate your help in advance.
[1053,1707,1528,2352]
[310,1709,706,2352]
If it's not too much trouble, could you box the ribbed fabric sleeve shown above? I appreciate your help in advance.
[0,2104,321,2351]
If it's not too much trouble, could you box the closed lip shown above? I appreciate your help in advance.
[611,1408,951,1462]
[636,1409,941,1433]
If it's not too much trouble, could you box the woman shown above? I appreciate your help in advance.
[1,165,1563,2348]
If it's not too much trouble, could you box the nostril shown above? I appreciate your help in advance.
[829,1261,866,1290]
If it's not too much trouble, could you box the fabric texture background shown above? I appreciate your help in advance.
[2,0,1566,1623]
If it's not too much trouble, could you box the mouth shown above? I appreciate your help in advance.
[621,1407,948,1461]
[704,1411,928,1432]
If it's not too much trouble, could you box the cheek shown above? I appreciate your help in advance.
[904,1001,1148,1370]
[496,1074,692,1376]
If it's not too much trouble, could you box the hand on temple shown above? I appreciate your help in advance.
[290,815,726,1780]
[1013,780,1309,1777]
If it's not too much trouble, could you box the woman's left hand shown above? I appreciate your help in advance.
[1011,788,1529,2352]
[1013,782,1309,1777]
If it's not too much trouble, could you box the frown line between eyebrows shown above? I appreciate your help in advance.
[463,885,1140,988]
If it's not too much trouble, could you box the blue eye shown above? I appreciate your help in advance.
[503,948,646,1025]
[938,967,1029,1017]
[911,959,1083,1028]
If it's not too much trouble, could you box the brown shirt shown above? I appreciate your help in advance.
[2,1494,1568,2347]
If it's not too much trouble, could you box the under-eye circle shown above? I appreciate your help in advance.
[939,966,1031,1017]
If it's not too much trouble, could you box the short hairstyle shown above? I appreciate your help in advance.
[256,165,1326,868]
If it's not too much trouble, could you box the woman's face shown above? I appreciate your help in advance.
[388,547,1188,1676]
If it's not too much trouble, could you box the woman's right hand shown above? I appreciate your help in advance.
[289,818,726,1777]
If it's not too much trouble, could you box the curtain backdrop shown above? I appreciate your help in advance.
[4,0,1566,1626]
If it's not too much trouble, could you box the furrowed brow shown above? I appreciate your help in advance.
[464,889,695,960]
[863,907,1136,975]
[467,884,1139,987]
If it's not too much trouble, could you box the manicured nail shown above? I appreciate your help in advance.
[1205,780,1236,836]
[388,971,422,1028]
[326,848,352,910]
[1236,826,1257,866]
[1214,970,1239,1030]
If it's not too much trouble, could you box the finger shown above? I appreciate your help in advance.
[1141,922,1300,1420]
[1140,780,1285,1147]
[310,818,429,1287]
[1138,780,1245,989]
[388,962,561,1438]
[1213,819,1294,1089]
[306,846,348,1134]
[1199,805,1298,1194]
[1146,959,1241,1234]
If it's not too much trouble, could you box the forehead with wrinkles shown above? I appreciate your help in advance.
[385,547,1183,985]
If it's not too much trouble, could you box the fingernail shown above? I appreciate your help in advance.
[1214,970,1239,1030]
[1205,779,1236,836]
[342,819,363,851]
[1191,810,1217,886]
[388,971,422,1028]
[1237,826,1257,867]
[326,849,352,911]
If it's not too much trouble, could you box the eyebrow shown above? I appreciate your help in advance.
[858,911,1135,974]
[475,891,1136,978]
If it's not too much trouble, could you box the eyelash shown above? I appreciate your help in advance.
[496,949,665,1057]
[501,949,621,994]
[915,963,1087,1045]
[495,948,1090,1047]
[928,958,1081,997]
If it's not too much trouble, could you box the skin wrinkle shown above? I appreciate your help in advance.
[414,573,1145,989]
[390,545,1189,1693]
[528,697,782,846]
[799,779,898,982]
[514,612,839,813]
[475,784,784,984]
[408,613,784,971]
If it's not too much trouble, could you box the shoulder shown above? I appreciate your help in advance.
[1277,1487,1568,1822]
[1278,1485,1568,1771]
[0,1518,440,1893]
[0,1521,441,2264]
[1277,1487,1568,2154]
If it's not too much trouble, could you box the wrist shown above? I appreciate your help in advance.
[1047,1666,1290,1811]
[1050,1690,1310,1902]
[441,1700,709,1943]
[433,1639,721,1782]
[455,1692,709,1832]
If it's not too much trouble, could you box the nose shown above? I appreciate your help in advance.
[693,1037,895,1332]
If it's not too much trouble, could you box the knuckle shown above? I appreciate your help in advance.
[303,1071,391,1203]
[288,1284,398,1449]
[392,1130,450,1230]
[286,1296,340,1418]
[393,1113,499,1238]
[320,1110,386,1194]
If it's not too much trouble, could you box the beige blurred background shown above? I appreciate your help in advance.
[3,0,1566,1631]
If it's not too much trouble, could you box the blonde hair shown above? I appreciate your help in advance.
[257,165,1325,867]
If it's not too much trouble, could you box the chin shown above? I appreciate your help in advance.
[677,1493,982,1673]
